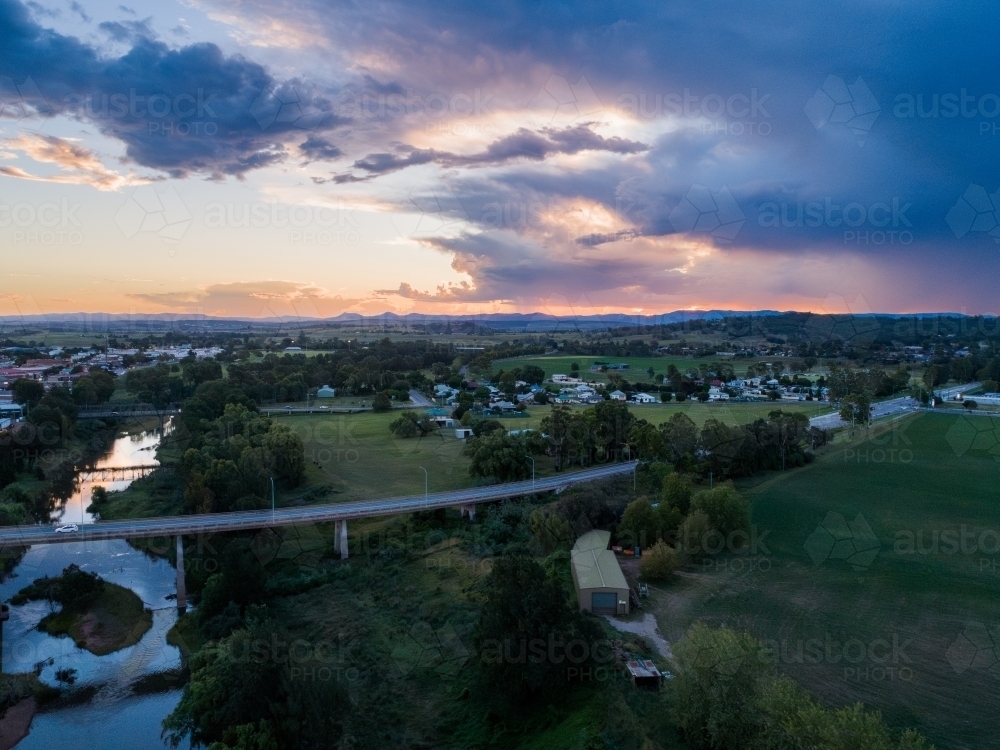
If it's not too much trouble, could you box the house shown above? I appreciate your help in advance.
[708,387,729,401]
[455,427,474,439]
[632,392,657,403]
[493,400,517,411]
[609,390,627,401]
[430,417,455,428]
[434,384,460,401]
[571,530,629,616]
[552,374,583,385]
[316,385,337,398]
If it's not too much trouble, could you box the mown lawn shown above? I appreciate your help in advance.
[647,411,1000,750]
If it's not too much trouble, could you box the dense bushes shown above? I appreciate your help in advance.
[670,623,933,750]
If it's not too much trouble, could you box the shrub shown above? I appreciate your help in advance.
[689,483,750,539]
[640,541,680,580]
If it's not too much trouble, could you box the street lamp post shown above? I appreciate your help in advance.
[270,477,275,522]
[525,455,535,488]
[419,466,428,501]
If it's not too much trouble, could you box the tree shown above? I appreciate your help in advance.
[591,399,635,459]
[670,622,934,750]
[11,378,44,407]
[676,510,713,559]
[629,420,666,461]
[463,432,539,482]
[690,483,750,539]
[125,364,178,410]
[372,392,393,411]
[619,497,659,549]
[263,428,305,487]
[640,541,680,580]
[839,393,871,425]
[670,622,776,749]
[660,412,698,463]
[164,610,349,749]
[474,555,602,704]
[520,365,546,385]
[389,411,434,438]
[663,473,693,516]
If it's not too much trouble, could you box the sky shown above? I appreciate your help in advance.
[2,0,1000,320]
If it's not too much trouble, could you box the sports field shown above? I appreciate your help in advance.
[647,410,1000,749]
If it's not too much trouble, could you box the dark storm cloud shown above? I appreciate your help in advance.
[0,0,347,177]
[206,0,1000,257]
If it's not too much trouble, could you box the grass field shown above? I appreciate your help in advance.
[281,401,830,504]
[645,411,1000,749]
[493,355,746,382]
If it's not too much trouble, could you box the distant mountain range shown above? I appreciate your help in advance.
[0,309,987,334]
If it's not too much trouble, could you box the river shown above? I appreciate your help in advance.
[3,422,188,749]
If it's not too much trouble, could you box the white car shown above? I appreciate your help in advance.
[55,524,79,533]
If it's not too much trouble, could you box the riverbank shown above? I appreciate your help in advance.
[0,673,56,750]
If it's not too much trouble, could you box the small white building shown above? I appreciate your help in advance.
[455,427,474,439]
[632,392,657,403]
[316,385,337,398]
[610,390,627,401]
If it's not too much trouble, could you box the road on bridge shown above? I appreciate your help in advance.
[0,462,636,547]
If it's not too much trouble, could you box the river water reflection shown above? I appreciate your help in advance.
[55,422,168,525]
[4,422,188,748]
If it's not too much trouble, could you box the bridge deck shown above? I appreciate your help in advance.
[0,462,635,546]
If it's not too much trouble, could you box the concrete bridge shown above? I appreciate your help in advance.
[1,462,636,612]
[76,405,181,420]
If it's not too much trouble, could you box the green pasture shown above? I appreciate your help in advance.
[647,411,1000,749]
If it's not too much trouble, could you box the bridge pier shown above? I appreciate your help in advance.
[458,504,476,521]
[176,535,187,614]
[335,520,348,560]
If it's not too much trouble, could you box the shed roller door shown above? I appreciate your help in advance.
[591,592,617,615]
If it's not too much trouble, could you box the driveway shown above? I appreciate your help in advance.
[603,613,672,659]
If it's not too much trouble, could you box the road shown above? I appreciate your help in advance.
[0,462,636,547]
[809,383,979,429]
[408,389,434,408]
[261,392,434,416]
